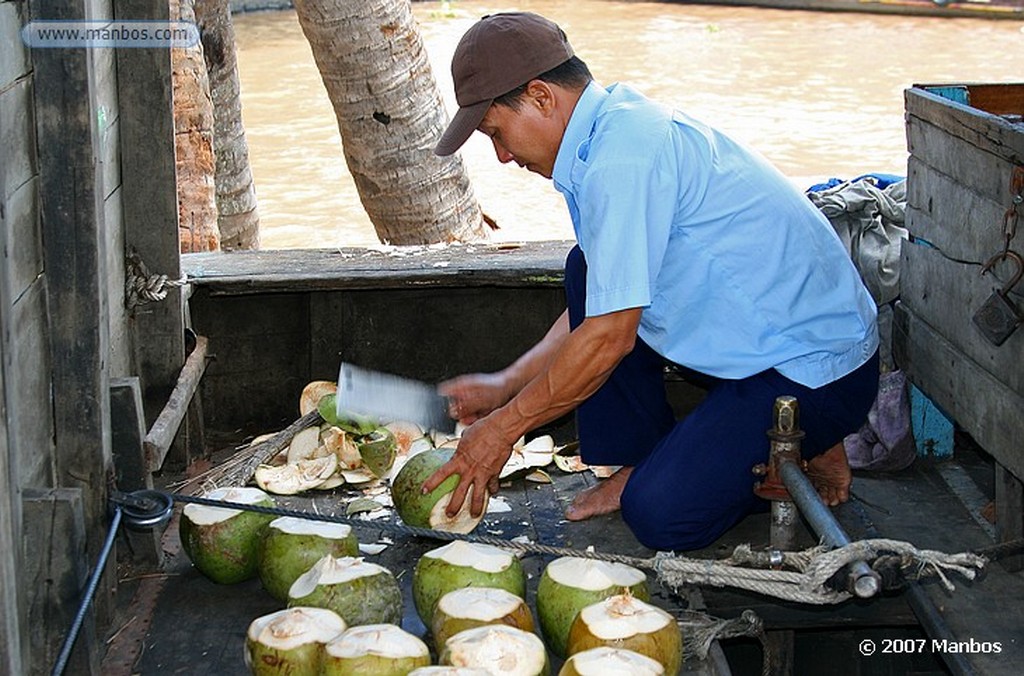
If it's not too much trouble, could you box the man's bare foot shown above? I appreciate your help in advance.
[806,442,852,506]
[565,467,633,521]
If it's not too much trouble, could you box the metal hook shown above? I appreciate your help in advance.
[980,250,1024,294]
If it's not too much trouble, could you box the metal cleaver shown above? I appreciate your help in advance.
[336,362,455,434]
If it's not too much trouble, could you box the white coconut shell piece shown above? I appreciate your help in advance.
[255,455,338,495]
[553,453,589,474]
[590,465,620,479]
[409,668,493,676]
[321,426,363,470]
[384,420,425,455]
[299,380,336,416]
[340,467,377,485]
[500,435,556,479]
[313,474,345,490]
[286,426,323,464]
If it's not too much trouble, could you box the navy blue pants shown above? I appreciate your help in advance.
[565,246,879,551]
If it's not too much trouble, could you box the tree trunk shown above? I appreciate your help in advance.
[172,0,221,253]
[293,0,489,245]
[195,0,261,251]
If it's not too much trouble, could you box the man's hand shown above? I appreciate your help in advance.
[439,372,512,425]
[421,416,515,517]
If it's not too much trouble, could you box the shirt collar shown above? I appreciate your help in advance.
[552,81,608,192]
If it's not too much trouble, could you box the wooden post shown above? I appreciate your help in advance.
[114,0,189,468]
[29,0,114,633]
[995,464,1024,572]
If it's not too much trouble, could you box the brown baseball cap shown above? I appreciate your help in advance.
[434,12,574,156]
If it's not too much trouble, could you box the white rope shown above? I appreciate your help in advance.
[125,253,188,309]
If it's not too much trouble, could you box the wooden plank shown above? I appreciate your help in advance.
[906,86,1024,166]
[104,186,132,377]
[114,0,187,464]
[898,240,1023,396]
[0,76,36,204]
[144,336,209,471]
[23,488,100,675]
[905,157,1011,262]
[182,242,573,295]
[966,84,1024,117]
[2,176,42,301]
[0,1,29,90]
[995,465,1023,572]
[894,302,1024,481]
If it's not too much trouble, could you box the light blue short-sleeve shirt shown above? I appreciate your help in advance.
[551,82,878,389]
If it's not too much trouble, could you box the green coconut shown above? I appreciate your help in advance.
[557,646,665,676]
[358,427,397,477]
[566,594,682,676]
[318,393,378,435]
[258,517,359,602]
[321,623,431,675]
[288,555,403,627]
[391,447,488,534]
[412,540,526,626]
[536,556,650,658]
[179,486,276,584]
[431,586,535,650]
[440,625,549,676]
[244,606,346,676]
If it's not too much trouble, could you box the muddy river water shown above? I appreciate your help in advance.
[232,1,1023,248]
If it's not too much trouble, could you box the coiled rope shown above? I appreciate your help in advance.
[125,253,188,309]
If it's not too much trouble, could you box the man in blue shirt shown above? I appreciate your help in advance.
[424,12,879,550]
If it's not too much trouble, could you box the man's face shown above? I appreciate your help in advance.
[477,94,561,179]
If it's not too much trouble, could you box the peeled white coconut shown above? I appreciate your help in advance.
[391,447,488,534]
[440,625,549,676]
[300,380,337,416]
[412,540,526,626]
[254,455,338,495]
[245,607,346,676]
[321,624,430,675]
[409,668,493,676]
[431,587,535,649]
[536,556,650,657]
[552,453,589,474]
[179,487,276,584]
[288,556,403,627]
[500,435,556,478]
[558,646,665,676]
[258,517,359,602]
[566,594,682,676]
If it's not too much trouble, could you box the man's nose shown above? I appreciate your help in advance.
[493,139,514,164]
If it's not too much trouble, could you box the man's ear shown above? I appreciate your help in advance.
[524,80,556,115]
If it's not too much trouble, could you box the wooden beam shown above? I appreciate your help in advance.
[995,465,1023,572]
[144,335,209,472]
[114,0,187,465]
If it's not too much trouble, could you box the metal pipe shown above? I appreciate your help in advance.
[51,506,123,676]
[777,460,881,598]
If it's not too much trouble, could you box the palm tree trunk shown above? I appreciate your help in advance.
[293,0,489,245]
[172,0,221,252]
[195,0,261,250]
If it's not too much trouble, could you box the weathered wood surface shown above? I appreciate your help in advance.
[995,465,1023,571]
[114,0,188,465]
[894,302,1024,481]
[144,336,210,472]
[182,241,574,294]
[899,241,1023,396]
[906,86,1024,166]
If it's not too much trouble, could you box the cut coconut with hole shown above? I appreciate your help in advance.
[440,625,549,676]
[245,606,347,676]
[412,540,525,626]
[322,623,430,675]
[536,556,650,658]
[391,447,488,534]
[566,594,682,676]
[358,428,397,477]
[288,556,403,627]
[557,646,665,676]
[258,517,359,602]
[179,487,276,584]
[300,381,337,416]
[254,455,338,496]
[431,587,535,650]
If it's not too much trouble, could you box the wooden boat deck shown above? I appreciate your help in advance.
[101,434,1022,674]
